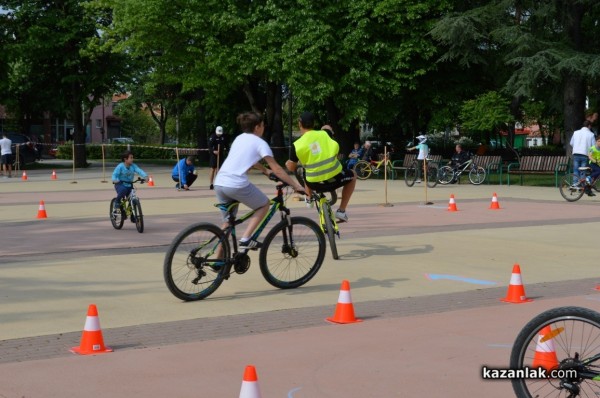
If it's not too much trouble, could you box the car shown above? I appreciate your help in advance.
[110,137,134,144]
[3,132,39,166]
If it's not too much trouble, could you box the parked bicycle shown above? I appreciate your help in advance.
[510,306,600,397]
[110,177,145,233]
[438,159,486,185]
[404,159,439,188]
[559,167,600,202]
[296,166,340,260]
[353,153,395,180]
[163,178,326,301]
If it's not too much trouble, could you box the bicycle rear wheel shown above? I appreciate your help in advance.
[559,173,585,202]
[259,216,326,289]
[164,222,229,301]
[510,306,600,398]
[438,166,455,184]
[426,165,438,188]
[468,166,486,185]
[109,198,125,229]
[405,162,418,187]
[132,199,144,233]
[354,161,371,180]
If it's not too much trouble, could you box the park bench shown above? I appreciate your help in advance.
[506,155,570,187]
[391,154,442,180]
[472,155,503,185]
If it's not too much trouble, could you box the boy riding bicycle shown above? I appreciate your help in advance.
[112,150,148,210]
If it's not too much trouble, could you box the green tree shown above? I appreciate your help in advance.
[460,91,512,145]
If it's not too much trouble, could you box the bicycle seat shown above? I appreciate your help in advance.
[214,201,239,212]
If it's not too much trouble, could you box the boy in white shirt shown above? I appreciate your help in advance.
[0,133,13,178]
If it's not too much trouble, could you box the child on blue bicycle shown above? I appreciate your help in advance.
[112,150,148,209]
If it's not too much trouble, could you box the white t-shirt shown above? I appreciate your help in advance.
[214,133,273,188]
[416,143,429,160]
[0,137,12,155]
[570,127,595,156]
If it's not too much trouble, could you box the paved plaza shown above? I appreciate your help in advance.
[1,161,600,397]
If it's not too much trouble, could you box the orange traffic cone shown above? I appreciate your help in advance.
[500,264,533,304]
[326,280,362,324]
[70,304,113,355]
[36,200,47,219]
[448,194,458,212]
[147,175,155,187]
[489,193,500,209]
[532,325,559,371]
[22,171,28,181]
[239,365,262,398]
[51,170,57,180]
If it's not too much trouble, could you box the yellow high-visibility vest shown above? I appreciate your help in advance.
[294,130,342,182]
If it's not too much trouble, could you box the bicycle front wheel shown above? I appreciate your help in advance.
[132,199,144,233]
[426,165,438,188]
[510,306,600,398]
[354,161,371,180]
[559,173,585,202]
[323,203,339,260]
[164,222,230,301]
[109,198,125,229]
[259,216,326,289]
[468,166,486,185]
[405,162,418,187]
[438,166,455,184]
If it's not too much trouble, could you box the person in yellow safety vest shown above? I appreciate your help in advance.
[285,111,357,222]
[586,136,600,197]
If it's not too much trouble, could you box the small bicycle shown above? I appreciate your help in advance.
[163,178,326,301]
[353,154,395,180]
[438,158,486,185]
[296,166,340,260]
[110,178,145,233]
[404,159,439,188]
[559,167,600,202]
[510,306,600,397]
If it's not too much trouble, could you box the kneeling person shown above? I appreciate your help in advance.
[172,156,197,190]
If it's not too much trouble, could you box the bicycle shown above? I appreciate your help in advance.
[559,167,600,202]
[110,177,145,233]
[295,166,340,260]
[509,306,600,397]
[163,178,326,301]
[353,154,395,180]
[438,158,486,185]
[404,159,439,188]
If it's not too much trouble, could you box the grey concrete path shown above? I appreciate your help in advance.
[1,163,600,397]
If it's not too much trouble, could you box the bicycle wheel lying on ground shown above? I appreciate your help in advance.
[405,163,418,187]
[438,166,455,185]
[132,199,144,233]
[164,222,230,301]
[353,160,372,180]
[510,306,600,398]
[559,173,585,202]
[109,198,125,230]
[259,216,326,289]
[468,166,486,185]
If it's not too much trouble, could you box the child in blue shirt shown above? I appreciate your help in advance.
[171,156,197,190]
[112,150,147,208]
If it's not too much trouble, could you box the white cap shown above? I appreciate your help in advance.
[216,126,223,135]
[416,134,427,142]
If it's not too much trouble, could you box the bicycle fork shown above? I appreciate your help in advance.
[317,199,340,237]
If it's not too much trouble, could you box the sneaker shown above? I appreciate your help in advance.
[335,209,348,222]
[239,238,262,250]
[305,197,314,208]
[586,188,596,197]
[415,179,422,183]
[175,183,180,190]
[209,184,214,190]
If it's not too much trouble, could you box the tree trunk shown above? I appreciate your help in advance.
[563,75,586,153]
[71,90,87,168]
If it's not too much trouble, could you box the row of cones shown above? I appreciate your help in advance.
[21,170,58,181]
[448,192,500,212]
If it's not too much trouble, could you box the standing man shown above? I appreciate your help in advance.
[0,133,13,178]
[570,120,595,184]
[285,111,356,222]
[172,156,197,191]
[209,125,227,190]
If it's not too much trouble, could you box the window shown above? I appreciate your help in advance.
[95,119,102,129]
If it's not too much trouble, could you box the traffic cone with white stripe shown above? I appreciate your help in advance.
[448,194,458,212]
[51,170,57,180]
[70,304,113,355]
[489,192,500,209]
[36,200,47,219]
[239,365,262,398]
[532,325,559,371]
[326,280,362,324]
[147,175,155,187]
[21,170,28,181]
[500,264,533,304]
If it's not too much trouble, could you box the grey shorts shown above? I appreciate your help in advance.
[214,183,269,221]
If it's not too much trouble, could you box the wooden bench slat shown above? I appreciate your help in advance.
[507,155,570,187]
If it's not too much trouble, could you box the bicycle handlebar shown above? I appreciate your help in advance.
[113,177,146,185]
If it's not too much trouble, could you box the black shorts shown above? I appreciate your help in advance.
[1,154,12,165]
[305,169,355,192]
[209,154,223,168]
